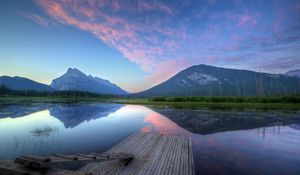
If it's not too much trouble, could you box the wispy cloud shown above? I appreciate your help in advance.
[146,59,191,86]
[258,56,300,72]
[238,14,257,27]
[20,12,55,27]
[35,0,183,74]
[25,0,300,91]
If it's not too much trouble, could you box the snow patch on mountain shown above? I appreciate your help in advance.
[187,72,219,85]
[175,78,191,87]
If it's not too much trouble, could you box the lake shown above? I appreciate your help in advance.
[0,102,300,175]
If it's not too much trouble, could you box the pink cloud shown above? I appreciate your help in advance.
[153,3,174,15]
[78,7,95,20]
[26,0,296,92]
[232,35,242,41]
[238,15,257,27]
[35,0,182,75]
[220,44,240,52]
[211,11,258,28]
[202,55,220,65]
[146,59,191,86]
[138,1,174,15]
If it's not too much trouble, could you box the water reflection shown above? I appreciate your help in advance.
[49,103,123,128]
[0,103,52,119]
[151,107,300,134]
[192,125,300,175]
[289,123,300,130]
[0,103,300,175]
[0,104,149,160]
[0,110,63,159]
[141,111,190,136]
[30,126,60,137]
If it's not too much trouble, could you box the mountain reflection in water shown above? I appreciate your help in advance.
[0,103,51,119]
[49,103,122,128]
[0,103,299,175]
[151,107,300,134]
[148,107,300,175]
[0,104,146,160]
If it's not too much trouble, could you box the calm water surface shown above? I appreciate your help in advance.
[0,102,300,175]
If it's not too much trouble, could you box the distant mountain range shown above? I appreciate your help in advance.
[51,68,127,95]
[136,65,300,96]
[1,65,300,96]
[0,76,54,92]
[0,68,127,95]
[285,69,300,78]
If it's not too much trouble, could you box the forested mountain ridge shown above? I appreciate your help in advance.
[136,65,300,96]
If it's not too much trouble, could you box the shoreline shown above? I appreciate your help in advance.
[116,99,300,110]
[1,96,300,110]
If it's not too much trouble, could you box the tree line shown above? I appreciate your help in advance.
[149,96,300,103]
[0,85,118,98]
[1,85,300,103]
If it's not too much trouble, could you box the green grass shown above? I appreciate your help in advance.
[115,99,300,110]
[1,96,300,109]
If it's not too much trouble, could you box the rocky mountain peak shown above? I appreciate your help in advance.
[50,68,127,95]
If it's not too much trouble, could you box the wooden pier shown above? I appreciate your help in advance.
[0,132,194,175]
[79,133,195,175]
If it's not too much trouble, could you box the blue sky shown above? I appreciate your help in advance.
[0,0,299,92]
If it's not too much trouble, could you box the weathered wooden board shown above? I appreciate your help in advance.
[79,133,195,175]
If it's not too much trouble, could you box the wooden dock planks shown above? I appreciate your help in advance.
[79,133,195,175]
